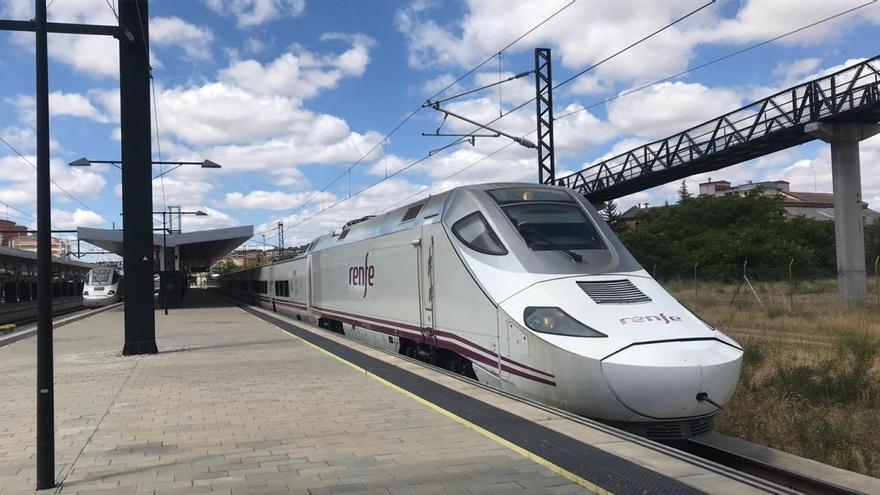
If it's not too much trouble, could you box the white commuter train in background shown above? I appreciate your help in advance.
[219,183,743,439]
[83,267,124,307]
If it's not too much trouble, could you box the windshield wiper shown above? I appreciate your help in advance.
[517,223,583,263]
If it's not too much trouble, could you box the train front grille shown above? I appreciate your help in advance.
[577,279,651,304]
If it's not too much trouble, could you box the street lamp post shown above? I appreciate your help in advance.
[69,157,219,321]
[69,157,221,179]
[153,208,206,315]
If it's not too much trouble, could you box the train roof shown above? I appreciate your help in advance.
[223,182,576,276]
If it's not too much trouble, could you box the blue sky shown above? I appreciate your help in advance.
[1,0,879,260]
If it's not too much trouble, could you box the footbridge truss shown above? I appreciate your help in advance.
[557,56,880,202]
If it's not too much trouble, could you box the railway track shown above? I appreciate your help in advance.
[398,343,874,494]
[393,340,879,493]
[685,434,873,495]
[0,302,122,348]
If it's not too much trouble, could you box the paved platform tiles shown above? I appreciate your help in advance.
[0,290,586,495]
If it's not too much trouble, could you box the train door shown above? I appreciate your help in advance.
[306,254,314,311]
[496,313,511,384]
[418,223,437,344]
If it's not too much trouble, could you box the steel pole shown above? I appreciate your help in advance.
[119,0,157,354]
[34,0,55,489]
[163,212,168,315]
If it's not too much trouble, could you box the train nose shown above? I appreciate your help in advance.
[601,339,742,419]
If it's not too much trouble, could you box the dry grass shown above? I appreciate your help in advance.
[665,279,880,478]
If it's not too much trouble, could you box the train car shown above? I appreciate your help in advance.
[82,267,124,307]
[218,183,742,439]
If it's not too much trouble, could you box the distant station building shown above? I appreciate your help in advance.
[618,178,880,231]
[1,219,72,257]
[78,225,253,306]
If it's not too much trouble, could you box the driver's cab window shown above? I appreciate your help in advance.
[452,212,507,255]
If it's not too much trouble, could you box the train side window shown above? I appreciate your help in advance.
[401,203,424,223]
[111,271,120,284]
[452,212,507,255]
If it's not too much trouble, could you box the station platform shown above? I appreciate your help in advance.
[0,290,784,495]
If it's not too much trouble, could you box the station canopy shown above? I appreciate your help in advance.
[78,226,253,272]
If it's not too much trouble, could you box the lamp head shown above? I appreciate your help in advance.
[69,157,91,167]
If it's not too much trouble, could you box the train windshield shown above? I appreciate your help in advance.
[89,268,114,286]
[488,188,605,251]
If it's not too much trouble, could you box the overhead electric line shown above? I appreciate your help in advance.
[273,0,716,239]
[433,0,717,153]
[257,0,579,240]
[0,133,114,226]
[0,198,37,222]
[132,0,168,212]
[552,0,879,122]
[276,0,880,241]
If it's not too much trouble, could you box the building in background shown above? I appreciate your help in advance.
[618,178,880,231]
[0,219,27,247]
[11,235,71,258]
[698,179,880,223]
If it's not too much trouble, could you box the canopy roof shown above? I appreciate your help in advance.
[78,226,253,272]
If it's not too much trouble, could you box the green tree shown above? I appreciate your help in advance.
[677,180,693,203]
[618,193,836,281]
[599,200,622,230]
[210,259,239,275]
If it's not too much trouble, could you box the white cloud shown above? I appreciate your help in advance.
[9,92,109,125]
[2,0,119,77]
[203,0,306,28]
[0,156,107,204]
[177,206,240,231]
[219,34,374,100]
[396,0,714,85]
[225,190,317,210]
[607,81,744,140]
[771,58,821,86]
[395,0,880,92]
[150,16,215,61]
[0,126,60,152]
[699,1,880,46]
[244,37,266,54]
[264,179,427,245]
[52,208,107,229]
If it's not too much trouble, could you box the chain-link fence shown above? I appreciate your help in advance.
[651,258,880,316]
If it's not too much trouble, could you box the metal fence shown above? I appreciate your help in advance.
[651,258,880,310]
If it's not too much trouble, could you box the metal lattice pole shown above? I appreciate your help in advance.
[534,48,555,185]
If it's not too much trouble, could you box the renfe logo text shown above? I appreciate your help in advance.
[348,252,375,298]
[619,313,682,325]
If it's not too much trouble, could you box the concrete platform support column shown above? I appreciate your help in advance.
[805,122,880,305]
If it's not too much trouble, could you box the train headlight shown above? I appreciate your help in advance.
[83,291,89,296]
[523,307,607,337]
[108,290,116,295]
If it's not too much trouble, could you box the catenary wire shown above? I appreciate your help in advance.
[0,197,37,222]
[133,0,168,212]
[257,0,579,239]
[434,0,718,153]
[273,0,716,239]
[311,0,880,238]
[0,134,114,225]
[553,0,880,122]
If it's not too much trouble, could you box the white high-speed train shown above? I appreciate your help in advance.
[83,267,124,307]
[219,183,742,439]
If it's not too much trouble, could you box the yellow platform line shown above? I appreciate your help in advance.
[258,311,611,495]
